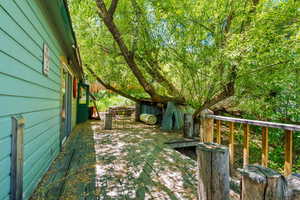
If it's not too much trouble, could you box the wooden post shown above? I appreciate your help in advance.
[135,102,141,122]
[284,130,293,176]
[262,127,269,167]
[229,122,235,173]
[104,113,112,130]
[11,115,25,200]
[286,174,300,200]
[200,109,214,142]
[197,143,230,200]
[183,113,194,138]
[216,120,221,144]
[92,100,101,120]
[243,124,250,167]
[193,118,200,138]
[240,165,287,200]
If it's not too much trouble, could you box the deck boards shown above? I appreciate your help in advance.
[32,120,199,200]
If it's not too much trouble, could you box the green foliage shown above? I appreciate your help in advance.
[69,0,299,110]
[95,93,134,111]
[69,0,300,173]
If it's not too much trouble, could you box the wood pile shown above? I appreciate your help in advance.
[140,114,157,125]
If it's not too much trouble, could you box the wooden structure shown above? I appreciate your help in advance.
[104,113,112,130]
[77,82,90,123]
[287,174,300,200]
[0,1,83,199]
[135,102,141,121]
[239,165,287,200]
[183,113,194,138]
[197,143,230,200]
[200,111,300,177]
[108,106,135,117]
[32,120,200,199]
[30,123,95,200]
[11,116,25,200]
[199,109,214,142]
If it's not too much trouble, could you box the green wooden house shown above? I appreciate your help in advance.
[0,0,85,199]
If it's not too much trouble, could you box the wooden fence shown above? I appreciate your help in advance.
[199,109,300,176]
[196,109,300,199]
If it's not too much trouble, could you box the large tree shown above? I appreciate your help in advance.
[69,0,299,118]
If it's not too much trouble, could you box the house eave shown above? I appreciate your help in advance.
[36,0,84,79]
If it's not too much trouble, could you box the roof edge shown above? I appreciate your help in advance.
[37,0,84,80]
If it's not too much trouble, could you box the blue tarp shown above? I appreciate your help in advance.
[161,102,184,131]
[140,104,161,115]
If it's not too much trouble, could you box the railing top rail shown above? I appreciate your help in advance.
[206,114,300,131]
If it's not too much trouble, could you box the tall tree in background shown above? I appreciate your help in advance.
[69,0,299,119]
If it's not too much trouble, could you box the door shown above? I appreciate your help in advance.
[77,83,90,123]
[60,69,72,146]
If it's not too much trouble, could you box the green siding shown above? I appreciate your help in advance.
[0,1,78,199]
[0,118,11,200]
[0,176,10,200]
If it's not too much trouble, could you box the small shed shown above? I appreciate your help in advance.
[136,101,163,124]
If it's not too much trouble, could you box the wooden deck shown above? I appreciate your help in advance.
[32,120,199,200]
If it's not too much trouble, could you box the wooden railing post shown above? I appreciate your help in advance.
[243,124,250,167]
[197,143,230,200]
[135,102,141,122]
[229,122,235,173]
[287,174,300,199]
[183,113,194,138]
[262,127,269,167]
[216,120,221,144]
[11,115,25,200]
[104,113,112,130]
[240,165,287,200]
[193,118,200,138]
[284,130,293,176]
[200,109,214,142]
[203,114,299,177]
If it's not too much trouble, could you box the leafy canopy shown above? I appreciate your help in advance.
[69,0,300,119]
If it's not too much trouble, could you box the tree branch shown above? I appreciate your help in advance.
[95,0,185,104]
[193,64,237,119]
[87,66,140,103]
[193,81,235,119]
[129,0,180,97]
[191,19,215,34]
[108,0,119,18]
[136,54,182,98]
[96,43,122,56]
[95,0,157,98]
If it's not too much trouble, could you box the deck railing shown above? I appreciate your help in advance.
[199,109,300,176]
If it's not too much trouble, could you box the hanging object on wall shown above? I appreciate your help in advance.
[43,43,50,76]
[73,78,78,98]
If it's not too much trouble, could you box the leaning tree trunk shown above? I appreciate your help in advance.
[87,66,140,103]
[95,0,162,99]
[94,0,185,105]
